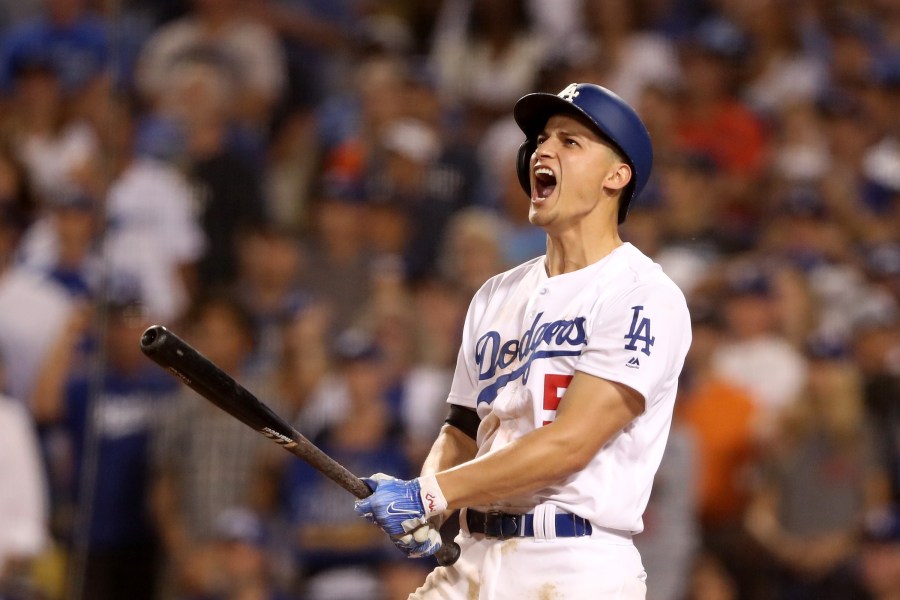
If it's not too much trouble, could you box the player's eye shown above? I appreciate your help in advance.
[536,134,548,145]
[564,137,579,147]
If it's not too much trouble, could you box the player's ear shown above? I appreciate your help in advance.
[604,161,632,192]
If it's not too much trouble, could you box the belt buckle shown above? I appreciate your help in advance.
[484,510,504,539]
[484,510,522,539]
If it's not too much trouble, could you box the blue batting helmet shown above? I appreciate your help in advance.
[513,83,653,224]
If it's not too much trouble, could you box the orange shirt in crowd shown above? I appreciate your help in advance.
[676,101,767,177]
[680,377,759,526]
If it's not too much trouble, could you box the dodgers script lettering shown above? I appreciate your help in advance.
[475,312,586,404]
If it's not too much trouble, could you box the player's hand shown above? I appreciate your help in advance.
[391,520,443,558]
[355,473,446,558]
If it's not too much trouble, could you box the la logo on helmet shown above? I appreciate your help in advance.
[559,84,580,102]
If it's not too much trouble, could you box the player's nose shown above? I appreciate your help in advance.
[534,138,558,164]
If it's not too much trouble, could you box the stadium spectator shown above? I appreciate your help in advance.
[135,0,286,131]
[151,291,284,598]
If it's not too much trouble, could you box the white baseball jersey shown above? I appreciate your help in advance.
[448,243,691,534]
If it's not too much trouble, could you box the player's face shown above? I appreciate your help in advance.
[528,114,629,232]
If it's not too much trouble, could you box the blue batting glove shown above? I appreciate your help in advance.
[355,475,428,537]
[390,521,443,558]
[355,473,447,558]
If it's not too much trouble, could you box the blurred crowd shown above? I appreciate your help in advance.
[0,0,897,599]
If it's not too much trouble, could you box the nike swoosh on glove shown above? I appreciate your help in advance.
[355,473,447,558]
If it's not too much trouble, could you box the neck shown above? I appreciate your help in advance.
[544,227,623,276]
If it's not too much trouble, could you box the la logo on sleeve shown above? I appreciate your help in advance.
[624,306,655,356]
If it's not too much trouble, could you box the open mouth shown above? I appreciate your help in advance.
[533,167,557,200]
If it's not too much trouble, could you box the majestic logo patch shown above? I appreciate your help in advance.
[624,305,655,356]
[626,356,640,368]
[475,312,586,404]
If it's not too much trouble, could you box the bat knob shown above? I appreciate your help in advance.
[140,325,166,349]
[436,541,461,566]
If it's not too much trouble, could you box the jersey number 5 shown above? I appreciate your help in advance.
[542,374,573,425]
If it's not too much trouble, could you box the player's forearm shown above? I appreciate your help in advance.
[435,377,644,510]
[435,423,591,509]
[420,424,478,478]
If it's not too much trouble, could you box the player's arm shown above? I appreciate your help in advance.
[421,405,480,478]
[354,372,643,556]
[436,371,643,508]
[415,405,479,528]
[353,404,478,557]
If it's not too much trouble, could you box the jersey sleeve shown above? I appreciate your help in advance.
[576,281,691,406]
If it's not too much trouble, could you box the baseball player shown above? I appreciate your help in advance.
[354,83,692,599]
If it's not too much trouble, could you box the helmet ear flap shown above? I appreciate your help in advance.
[516,139,535,196]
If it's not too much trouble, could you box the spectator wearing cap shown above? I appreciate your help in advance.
[151,291,284,597]
[773,203,898,348]
[815,86,886,244]
[770,99,832,186]
[135,0,286,132]
[744,334,880,598]
[231,224,310,374]
[242,0,361,117]
[0,41,102,206]
[274,299,334,441]
[862,242,900,303]
[375,117,445,280]
[736,0,827,118]
[651,152,733,297]
[181,506,293,600]
[30,283,177,600]
[710,263,808,438]
[430,0,544,138]
[147,58,268,292]
[101,111,205,324]
[674,17,768,230]
[0,0,108,96]
[760,185,851,275]
[578,0,681,106]
[17,190,98,301]
[279,328,422,600]
[299,188,373,338]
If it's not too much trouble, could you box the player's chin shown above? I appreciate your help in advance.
[528,204,552,227]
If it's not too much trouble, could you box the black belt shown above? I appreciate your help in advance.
[465,509,593,540]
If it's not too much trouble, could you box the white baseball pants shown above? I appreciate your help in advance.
[409,511,647,599]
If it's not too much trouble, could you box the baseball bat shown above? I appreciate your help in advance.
[139,324,461,567]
